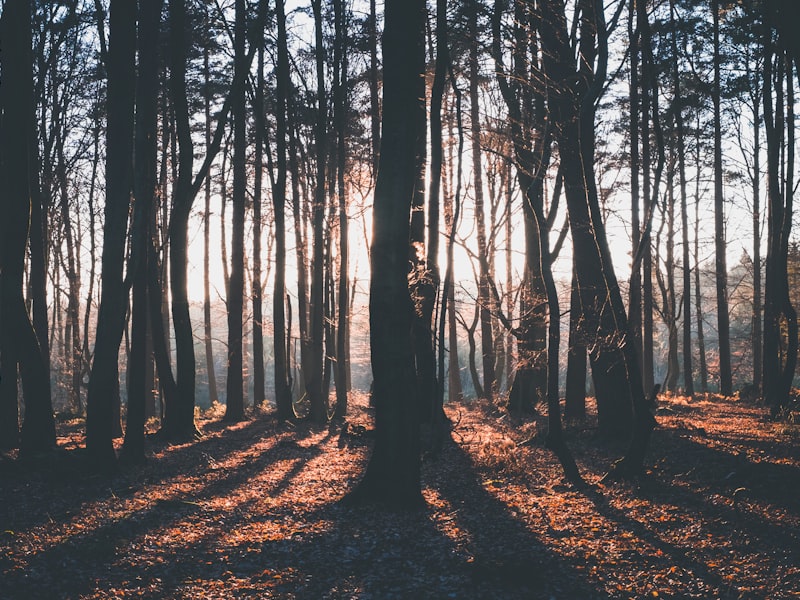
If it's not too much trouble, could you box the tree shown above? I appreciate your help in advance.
[164,0,203,438]
[347,0,426,508]
[1,0,57,455]
[224,0,248,422]
[712,0,733,396]
[669,0,694,397]
[308,0,329,424]
[468,0,496,399]
[85,0,136,469]
[491,0,549,415]
[122,0,163,464]
[333,0,351,420]
[252,0,267,410]
[538,0,653,477]
[272,0,294,419]
[761,27,797,415]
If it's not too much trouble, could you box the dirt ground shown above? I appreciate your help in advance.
[1,392,798,599]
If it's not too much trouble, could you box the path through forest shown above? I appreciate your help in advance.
[1,394,799,599]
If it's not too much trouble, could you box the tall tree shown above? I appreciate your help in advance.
[308,0,329,424]
[122,0,163,464]
[164,0,202,438]
[252,0,267,409]
[85,0,136,468]
[491,0,549,415]
[539,0,653,476]
[348,0,426,507]
[0,0,57,455]
[224,0,248,422]
[202,22,219,407]
[273,0,294,418]
[333,0,351,420]
[712,0,733,396]
[669,0,694,397]
[468,0,496,398]
[762,31,798,415]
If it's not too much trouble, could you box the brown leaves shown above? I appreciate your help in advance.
[0,392,798,598]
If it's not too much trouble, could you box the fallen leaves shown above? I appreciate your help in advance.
[0,392,798,598]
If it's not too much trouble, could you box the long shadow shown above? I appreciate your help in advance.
[0,416,336,598]
[1,430,607,599]
[653,425,800,514]
[0,415,309,535]
[584,428,800,598]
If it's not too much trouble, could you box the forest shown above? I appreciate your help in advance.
[1,0,799,598]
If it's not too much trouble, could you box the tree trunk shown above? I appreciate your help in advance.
[713,0,733,396]
[203,33,219,406]
[693,121,709,392]
[85,0,136,469]
[273,0,294,418]
[368,0,380,177]
[224,0,248,422]
[1,0,56,455]
[469,0,495,398]
[347,0,426,507]
[564,268,587,420]
[333,0,351,421]
[670,0,694,397]
[628,0,642,373]
[762,39,798,415]
[165,0,201,439]
[308,0,329,424]
[252,4,267,409]
[122,0,162,465]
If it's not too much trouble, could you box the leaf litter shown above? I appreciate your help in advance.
[1,391,798,599]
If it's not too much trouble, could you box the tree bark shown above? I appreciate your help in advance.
[122,0,162,464]
[333,0,351,421]
[252,3,267,409]
[713,0,733,396]
[669,0,694,397]
[468,0,495,398]
[273,0,294,418]
[202,29,219,407]
[347,0,426,508]
[85,0,136,468]
[224,0,248,422]
[308,0,329,424]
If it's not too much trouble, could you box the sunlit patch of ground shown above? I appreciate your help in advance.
[1,391,798,598]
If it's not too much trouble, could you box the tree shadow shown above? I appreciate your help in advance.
[1,426,608,599]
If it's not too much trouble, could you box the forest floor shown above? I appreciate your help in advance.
[1,392,799,599]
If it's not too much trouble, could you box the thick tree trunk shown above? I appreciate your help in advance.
[1,0,56,455]
[564,269,587,420]
[347,0,426,508]
[763,41,798,415]
[86,0,136,468]
[164,0,201,439]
